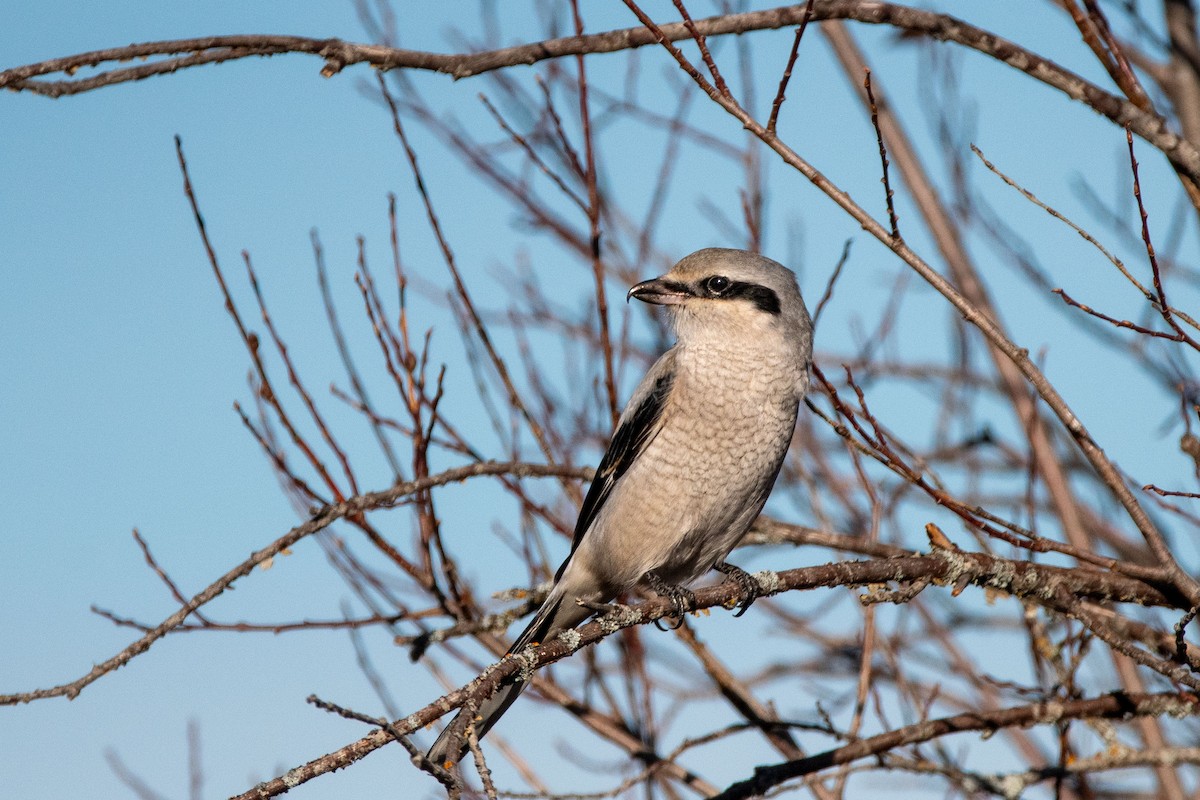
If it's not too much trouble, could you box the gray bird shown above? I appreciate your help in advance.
[428,247,812,767]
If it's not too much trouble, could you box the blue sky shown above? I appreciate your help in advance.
[4,3,1199,799]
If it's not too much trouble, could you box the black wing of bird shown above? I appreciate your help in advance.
[556,351,676,579]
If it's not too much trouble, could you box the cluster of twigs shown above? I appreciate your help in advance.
[8,1,1200,798]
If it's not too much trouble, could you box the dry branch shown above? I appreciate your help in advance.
[5,2,1200,181]
[0,461,586,707]
[714,691,1198,800]
[230,544,1185,797]
[10,3,1200,797]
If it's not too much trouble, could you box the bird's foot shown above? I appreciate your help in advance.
[715,561,760,618]
[643,570,696,630]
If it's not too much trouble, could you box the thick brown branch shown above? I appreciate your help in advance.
[231,548,1178,797]
[713,691,1198,800]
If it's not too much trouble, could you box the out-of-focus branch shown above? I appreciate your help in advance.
[1166,0,1200,145]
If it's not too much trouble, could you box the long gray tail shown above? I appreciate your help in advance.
[425,585,595,767]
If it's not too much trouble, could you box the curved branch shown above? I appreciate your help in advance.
[0,461,587,707]
[4,2,1199,180]
[713,691,1199,800]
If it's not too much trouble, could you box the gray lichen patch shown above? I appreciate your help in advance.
[597,604,643,634]
[555,628,582,650]
[752,569,782,595]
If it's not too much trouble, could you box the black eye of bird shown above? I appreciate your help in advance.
[705,275,731,295]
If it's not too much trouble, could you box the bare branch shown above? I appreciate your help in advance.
[0,461,587,707]
[713,691,1198,800]
[6,3,1200,182]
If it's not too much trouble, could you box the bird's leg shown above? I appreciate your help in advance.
[575,597,620,615]
[643,570,696,630]
[715,561,761,617]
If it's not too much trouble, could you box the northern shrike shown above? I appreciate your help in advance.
[428,248,812,766]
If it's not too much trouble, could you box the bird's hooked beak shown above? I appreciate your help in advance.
[628,276,692,306]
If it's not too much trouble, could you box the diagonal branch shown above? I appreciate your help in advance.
[0,461,587,707]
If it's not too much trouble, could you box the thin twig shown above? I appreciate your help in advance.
[1127,128,1200,350]
[0,461,586,706]
[767,0,815,134]
[863,69,900,239]
[812,238,852,328]
[671,0,729,97]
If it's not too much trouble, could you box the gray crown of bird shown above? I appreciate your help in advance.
[428,247,813,767]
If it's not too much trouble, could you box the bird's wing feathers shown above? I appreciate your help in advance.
[557,349,677,578]
[434,352,680,764]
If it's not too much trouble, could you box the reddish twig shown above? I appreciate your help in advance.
[1143,483,1200,499]
[767,0,815,134]
[863,69,900,240]
[477,94,588,213]
[1127,129,1200,351]
[312,228,404,481]
[129,529,210,625]
[1052,287,1189,340]
[242,251,362,498]
[671,0,729,97]
[1078,0,1154,112]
